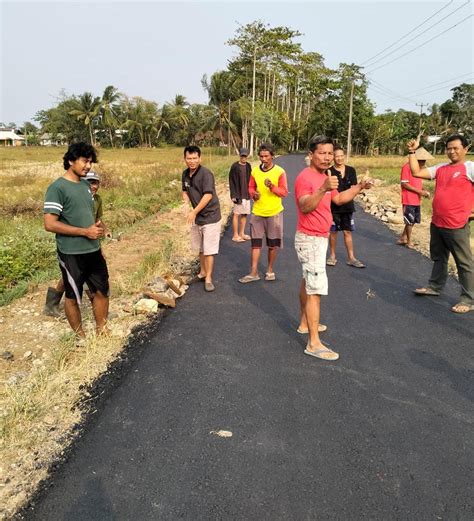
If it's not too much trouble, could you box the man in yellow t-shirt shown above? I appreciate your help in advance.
[239,143,288,283]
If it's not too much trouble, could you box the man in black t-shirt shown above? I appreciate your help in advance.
[327,147,365,268]
[182,145,221,292]
[229,147,252,242]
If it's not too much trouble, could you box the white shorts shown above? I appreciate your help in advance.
[191,221,221,255]
[294,231,328,295]
[233,199,251,215]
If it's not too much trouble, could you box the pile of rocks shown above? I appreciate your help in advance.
[358,192,404,225]
[132,275,190,314]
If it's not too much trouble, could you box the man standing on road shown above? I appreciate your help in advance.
[327,146,365,268]
[407,134,474,313]
[43,142,109,339]
[397,147,432,249]
[294,136,373,360]
[239,143,288,283]
[229,147,252,242]
[182,145,222,292]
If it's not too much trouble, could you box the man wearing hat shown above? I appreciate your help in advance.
[397,147,432,249]
[228,148,252,242]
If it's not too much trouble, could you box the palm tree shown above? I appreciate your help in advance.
[69,92,100,144]
[100,85,121,147]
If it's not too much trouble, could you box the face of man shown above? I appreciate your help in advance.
[88,180,100,195]
[334,150,345,167]
[309,143,334,172]
[446,139,468,164]
[259,150,273,169]
[184,152,201,171]
[239,154,248,164]
[69,156,93,178]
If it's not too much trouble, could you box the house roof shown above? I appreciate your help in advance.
[0,130,25,140]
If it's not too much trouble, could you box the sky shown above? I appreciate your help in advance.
[1,0,473,125]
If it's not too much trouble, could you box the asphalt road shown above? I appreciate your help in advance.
[25,154,473,520]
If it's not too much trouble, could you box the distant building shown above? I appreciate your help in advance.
[0,128,25,146]
[39,133,67,146]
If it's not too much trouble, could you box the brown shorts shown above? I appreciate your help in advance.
[250,212,283,249]
[190,221,221,255]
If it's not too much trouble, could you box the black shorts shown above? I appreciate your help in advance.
[403,205,421,225]
[57,249,109,304]
[330,213,355,232]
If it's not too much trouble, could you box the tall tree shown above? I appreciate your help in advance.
[69,92,100,144]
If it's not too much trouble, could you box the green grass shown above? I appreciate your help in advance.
[0,146,234,304]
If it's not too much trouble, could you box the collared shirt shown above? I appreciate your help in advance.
[182,165,221,225]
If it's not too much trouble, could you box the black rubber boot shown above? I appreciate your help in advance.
[43,287,63,317]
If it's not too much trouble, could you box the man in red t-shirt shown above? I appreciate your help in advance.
[407,134,474,313]
[397,147,432,248]
[294,136,373,360]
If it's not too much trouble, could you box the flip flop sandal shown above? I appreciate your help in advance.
[238,274,260,284]
[451,302,474,314]
[347,259,365,268]
[232,237,245,242]
[414,287,440,296]
[241,234,251,240]
[265,272,276,281]
[304,346,339,361]
[326,258,337,266]
[396,240,407,246]
[297,324,327,334]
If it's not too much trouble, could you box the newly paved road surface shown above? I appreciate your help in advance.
[26,155,473,520]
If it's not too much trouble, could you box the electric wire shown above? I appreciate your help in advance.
[364,1,470,69]
[361,0,454,65]
[366,15,473,74]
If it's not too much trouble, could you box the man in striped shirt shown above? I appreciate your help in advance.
[43,142,109,337]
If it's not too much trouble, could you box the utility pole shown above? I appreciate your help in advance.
[416,102,426,132]
[346,80,355,160]
[228,99,231,156]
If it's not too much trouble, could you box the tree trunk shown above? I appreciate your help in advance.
[250,46,257,157]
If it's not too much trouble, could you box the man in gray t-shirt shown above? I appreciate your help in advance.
[181,145,221,292]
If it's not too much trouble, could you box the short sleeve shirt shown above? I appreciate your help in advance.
[182,165,221,225]
[427,161,474,229]
[400,162,423,206]
[44,177,99,254]
[329,165,357,214]
[294,167,338,237]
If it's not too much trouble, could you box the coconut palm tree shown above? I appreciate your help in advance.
[69,92,100,144]
[100,85,121,147]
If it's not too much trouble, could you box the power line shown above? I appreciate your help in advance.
[368,79,419,104]
[361,0,454,65]
[403,72,473,96]
[364,1,470,69]
[366,15,473,74]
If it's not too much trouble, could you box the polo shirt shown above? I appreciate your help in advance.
[43,177,99,255]
[427,161,474,229]
[400,162,423,206]
[294,167,338,237]
[182,165,221,225]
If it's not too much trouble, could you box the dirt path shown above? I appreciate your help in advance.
[0,185,232,519]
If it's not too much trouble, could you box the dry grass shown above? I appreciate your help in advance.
[0,146,234,518]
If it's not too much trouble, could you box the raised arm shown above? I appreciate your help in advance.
[407,138,432,179]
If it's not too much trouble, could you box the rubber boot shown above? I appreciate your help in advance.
[43,287,63,318]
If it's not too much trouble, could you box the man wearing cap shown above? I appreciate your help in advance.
[43,142,110,337]
[407,134,474,313]
[228,148,252,242]
[397,147,432,249]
